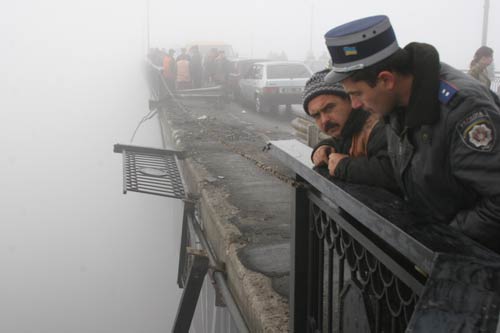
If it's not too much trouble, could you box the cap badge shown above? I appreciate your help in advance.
[343,46,358,56]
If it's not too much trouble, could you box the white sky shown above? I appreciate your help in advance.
[150,0,499,69]
[1,2,180,332]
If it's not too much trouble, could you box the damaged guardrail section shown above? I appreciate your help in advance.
[269,139,500,333]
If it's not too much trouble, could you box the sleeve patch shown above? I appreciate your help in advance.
[438,80,458,105]
[456,111,496,152]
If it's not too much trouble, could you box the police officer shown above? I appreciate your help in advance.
[323,15,500,253]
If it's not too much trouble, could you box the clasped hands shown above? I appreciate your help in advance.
[312,146,348,177]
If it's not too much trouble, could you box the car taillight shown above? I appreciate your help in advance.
[263,87,279,94]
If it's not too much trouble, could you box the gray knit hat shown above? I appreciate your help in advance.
[302,69,348,115]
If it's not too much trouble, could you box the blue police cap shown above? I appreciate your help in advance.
[324,15,400,83]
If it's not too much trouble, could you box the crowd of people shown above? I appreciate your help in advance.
[147,46,231,92]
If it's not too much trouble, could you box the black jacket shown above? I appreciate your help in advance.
[312,108,399,193]
[386,43,500,253]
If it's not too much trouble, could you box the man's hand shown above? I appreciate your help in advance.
[328,153,349,176]
[312,146,334,167]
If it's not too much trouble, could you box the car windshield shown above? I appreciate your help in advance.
[266,64,310,79]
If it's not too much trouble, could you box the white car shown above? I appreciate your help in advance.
[238,61,312,112]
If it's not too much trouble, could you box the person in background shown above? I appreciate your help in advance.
[203,48,218,85]
[214,50,231,99]
[469,46,494,89]
[304,69,398,193]
[189,45,203,88]
[162,48,176,92]
[176,52,191,90]
[214,50,230,84]
[176,48,191,62]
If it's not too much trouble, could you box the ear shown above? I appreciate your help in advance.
[377,71,396,90]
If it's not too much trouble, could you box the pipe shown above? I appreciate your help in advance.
[187,214,250,333]
[482,0,490,45]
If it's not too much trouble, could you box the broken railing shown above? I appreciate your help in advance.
[145,59,225,108]
[269,139,500,333]
[113,144,248,332]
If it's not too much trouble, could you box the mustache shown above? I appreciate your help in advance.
[324,121,339,131]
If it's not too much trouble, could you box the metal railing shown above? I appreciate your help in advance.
[291,117,329,147]
[145,59,226,107]
[269,139,500,333]
[175,202,249,333]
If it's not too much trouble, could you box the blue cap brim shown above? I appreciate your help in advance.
[324,70,352,83]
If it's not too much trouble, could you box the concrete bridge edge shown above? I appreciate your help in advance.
[158,109,289,332]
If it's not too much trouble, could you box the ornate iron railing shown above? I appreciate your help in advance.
[270,139,500,333]
[306,192,425,332]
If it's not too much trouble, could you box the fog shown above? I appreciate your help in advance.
[152,0,499,69]
[0,0,498,332]
[1,1,182,332]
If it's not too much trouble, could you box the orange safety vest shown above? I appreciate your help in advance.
[162,56,175,79]
[176,59,191,83]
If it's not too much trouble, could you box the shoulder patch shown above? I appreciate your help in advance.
[456,110,496,152]
[438,80,458,105]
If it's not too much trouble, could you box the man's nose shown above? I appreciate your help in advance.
[320,113,329,128]
[351,96,363,109]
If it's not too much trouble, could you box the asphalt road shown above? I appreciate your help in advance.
[177,97,306,143]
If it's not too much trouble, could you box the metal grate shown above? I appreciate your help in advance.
[114,144,186,199]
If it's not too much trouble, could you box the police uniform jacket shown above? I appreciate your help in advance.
[311,108,399,193]
[386,43,500,253]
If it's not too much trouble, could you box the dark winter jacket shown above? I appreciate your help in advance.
[311,108,399,193]
[385,42,500,253]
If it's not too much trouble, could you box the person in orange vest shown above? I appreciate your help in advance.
[162,49,176,92]
[176,48,192,90]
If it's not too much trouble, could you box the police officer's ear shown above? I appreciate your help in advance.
[377,71,396,90]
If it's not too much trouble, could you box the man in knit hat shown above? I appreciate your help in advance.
[323,15,500,253]
[304,69,398,193]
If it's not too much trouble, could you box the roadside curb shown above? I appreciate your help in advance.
[158,107,289,332]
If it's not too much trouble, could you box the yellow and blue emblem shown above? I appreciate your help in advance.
[456,110,496,152]
[343,46,358,56]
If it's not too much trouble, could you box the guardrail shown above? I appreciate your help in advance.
[291,117,329,147]
[269,139,500,333]
[145,59,226,108]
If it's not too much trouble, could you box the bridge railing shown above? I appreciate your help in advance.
[144,59,226,108]
[269,139,500,333]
